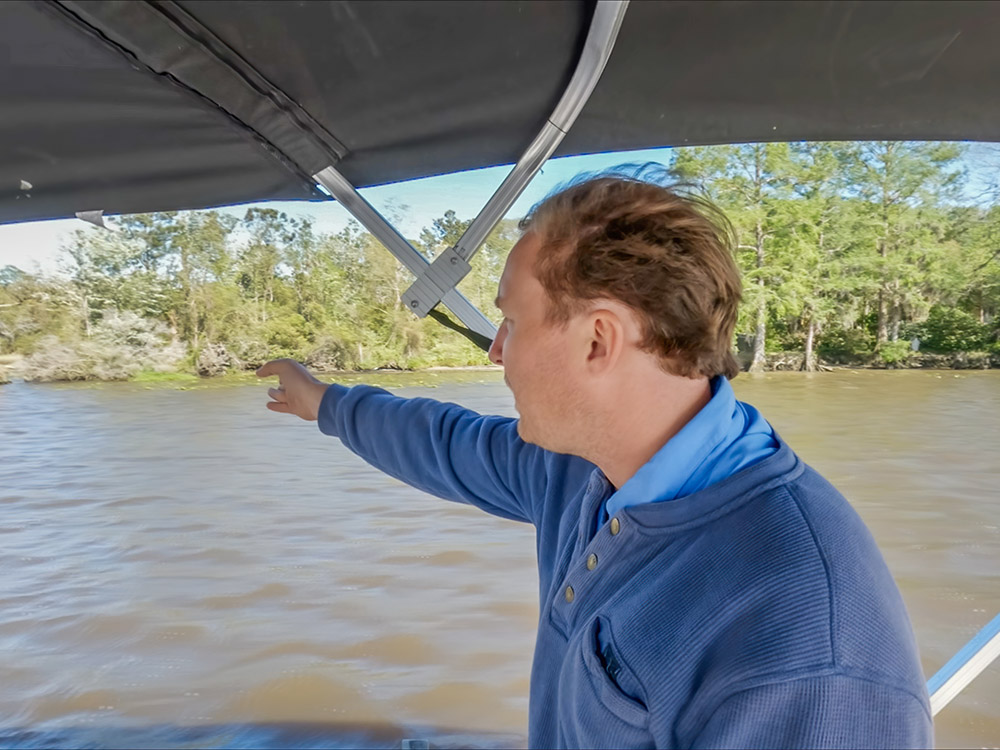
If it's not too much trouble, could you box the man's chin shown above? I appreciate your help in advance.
[515,418,540,446]
[515,418,559,452]
[515,418,529,441]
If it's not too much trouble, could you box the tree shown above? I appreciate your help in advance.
[672,143,797,371]
[63,222,174,333]
[843,141,965,347]
[780,143,866,370]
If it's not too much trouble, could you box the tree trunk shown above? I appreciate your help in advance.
[749,302,766,372]
[876,287,889,347]
[166,311,181,346]
[876,150,892,348]
[749,215,767,373]
[190,298,199,351]
[802,319,816,371]
[83,294,91,338]
[181,246,199,350]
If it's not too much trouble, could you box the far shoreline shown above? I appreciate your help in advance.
[2,356,999,386]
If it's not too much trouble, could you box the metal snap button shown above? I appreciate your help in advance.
[564,585,575,603]
[586,553,598,571]
[610,517,621,535]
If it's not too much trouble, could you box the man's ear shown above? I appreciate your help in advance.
[585,309,625,373]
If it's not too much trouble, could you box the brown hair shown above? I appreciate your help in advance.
[520,166,742,379]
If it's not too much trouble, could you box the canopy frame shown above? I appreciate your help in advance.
[400,0,630,320]
[319,0,629,347]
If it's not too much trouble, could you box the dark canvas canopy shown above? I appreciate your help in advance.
[3,0,1000,225]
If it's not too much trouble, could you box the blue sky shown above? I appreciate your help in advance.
[2,143,997,275]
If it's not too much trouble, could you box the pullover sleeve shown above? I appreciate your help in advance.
[316,383,567,525]
[687,673,932,749]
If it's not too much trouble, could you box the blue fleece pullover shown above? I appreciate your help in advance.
[317,384,932,749]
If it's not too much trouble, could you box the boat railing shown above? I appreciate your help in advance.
[928,610,1000,716]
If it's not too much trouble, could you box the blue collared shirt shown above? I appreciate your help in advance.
[603,376,778,522]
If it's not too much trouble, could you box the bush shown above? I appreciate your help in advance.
[20,311,185,382]
[195,342,242,376]
[262,312,310,355]
[816,327,875,362]
[913,306,989,353]
[228,337,271,369]
[877,340,912,366]
[17,336,88,381]
[304,335,351,371]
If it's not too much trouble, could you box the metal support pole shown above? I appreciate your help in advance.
[401,0,630,317]
[928,611,1000,715]
[313,166,498,344]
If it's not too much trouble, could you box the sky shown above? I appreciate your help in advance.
[1,143,997,276]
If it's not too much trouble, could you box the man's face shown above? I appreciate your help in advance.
[489,232,584,451]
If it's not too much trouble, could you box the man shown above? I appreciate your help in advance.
[257,171,932,749]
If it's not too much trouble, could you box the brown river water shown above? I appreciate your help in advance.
[0,369,997,749]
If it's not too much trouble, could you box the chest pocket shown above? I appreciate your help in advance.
[556,617,653,749]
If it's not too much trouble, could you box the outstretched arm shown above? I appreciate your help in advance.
[256,359,587,525]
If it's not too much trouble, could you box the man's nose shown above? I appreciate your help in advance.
[488,328,504,366]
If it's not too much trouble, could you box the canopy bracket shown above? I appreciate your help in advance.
[404,248,472,318]
[313,166,497,345]
[401,0,630,318]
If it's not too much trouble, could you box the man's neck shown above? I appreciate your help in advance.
[585,373,713,490]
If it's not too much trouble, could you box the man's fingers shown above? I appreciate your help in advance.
[258,359,320,420]
[256,358,295,378]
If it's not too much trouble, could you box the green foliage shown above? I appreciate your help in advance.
[0,271,83,355]
[816,328,876,362]
[877,340,913,365]
[912,306,989,353]
[2,142,999,379]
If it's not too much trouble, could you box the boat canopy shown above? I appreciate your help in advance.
[4,0,1000,226]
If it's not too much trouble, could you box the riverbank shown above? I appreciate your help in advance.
[756,351,1000,372]
[0,364,507,392]
[3,353,999,385]
[0,354,20,384]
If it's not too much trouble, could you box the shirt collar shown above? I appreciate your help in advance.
[604,376,740,517]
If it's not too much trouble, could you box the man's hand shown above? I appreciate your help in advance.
[256,359,328,421]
